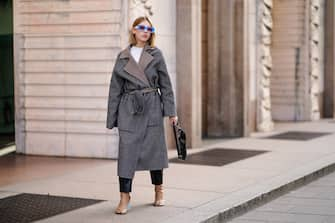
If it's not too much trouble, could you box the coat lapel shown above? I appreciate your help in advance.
[119,44,154,87]
[138,44,154,73]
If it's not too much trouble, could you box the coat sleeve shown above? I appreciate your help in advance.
[106,55,125,129]
[157,50,177,117]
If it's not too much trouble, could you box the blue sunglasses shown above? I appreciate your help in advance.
[134,25,155,33]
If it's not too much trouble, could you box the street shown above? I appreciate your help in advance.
[230,172,335,223]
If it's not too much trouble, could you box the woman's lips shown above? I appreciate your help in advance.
[141,33,149,38]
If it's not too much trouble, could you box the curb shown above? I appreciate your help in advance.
[204,161,335,223]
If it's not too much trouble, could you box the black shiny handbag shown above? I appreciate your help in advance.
[172,122,187,160]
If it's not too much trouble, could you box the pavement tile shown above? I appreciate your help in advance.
[232,162,335,223]
[238,211,329,223]
[270,197,335,208]
[323,216,335,223]
[229,219,269,223]
[34,200,187,223]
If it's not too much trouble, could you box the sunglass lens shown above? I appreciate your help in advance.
[135,25,155,33]
[135,25,144,31]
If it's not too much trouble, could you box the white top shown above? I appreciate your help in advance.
[130,46,143,63]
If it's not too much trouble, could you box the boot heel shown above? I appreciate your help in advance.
[115,195,131,214]
[153,185,165,207]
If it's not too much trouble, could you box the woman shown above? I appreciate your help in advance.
[106,16,178,214]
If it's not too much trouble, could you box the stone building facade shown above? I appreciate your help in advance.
[0,0,334,158]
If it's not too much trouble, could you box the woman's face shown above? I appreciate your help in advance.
[132,20,152,44]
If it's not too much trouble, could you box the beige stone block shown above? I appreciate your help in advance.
[257,120,274,132]
[272,34,302,43]
[311,111,320,120]
[261,98,271,110]
[261,76,270,87]
[272,70,295,78]
[24,61,64,73]
[65,85,108,97]
[260,87,270,98]
[25,61,113,73]
[311,44,320,58]
[26,108,65,121]
[21,24,121,34]
[26,120,65,133]
[64,61,113,73]
[24,35,120,49]
[65,133,107,158]
[274,1,305,9]
[262,65,271,77]
[271,98,296,106]
[65,74,108,85]
[65,120,105,134]
[25,97,65,109]
[18,0,122,13]
[24,49,117,61]
[65,109,106,122]
[25,73,108,85]
[21,11,121,25]
[24,37,64,49]
[156,36,176,70]
[25,85,65,97]
[64,98,107,109]
[271,105,296,121]
[272,83,296,92]
[312,95,319,110]
[25,74,64,85]
[26,132,66,156]
[151,0,176,35]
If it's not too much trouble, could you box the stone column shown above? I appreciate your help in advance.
[176,0,202,148]
[323,0,334,118]
[129,0,153,19]
[309,0,321,120]
[257,0,274,132]
[206,0,236,137]
[205,0,246,137]
[13,2,26,153]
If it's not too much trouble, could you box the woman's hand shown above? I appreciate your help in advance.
[169,116,178,125]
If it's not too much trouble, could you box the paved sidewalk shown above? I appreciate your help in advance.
[229,171,335,223]
[1,120,335,223]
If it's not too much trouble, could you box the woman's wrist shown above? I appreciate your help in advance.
[169,116,178,125]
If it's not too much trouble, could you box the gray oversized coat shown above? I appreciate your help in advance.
[106,43,177,179]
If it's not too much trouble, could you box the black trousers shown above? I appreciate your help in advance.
[119,169,163,193]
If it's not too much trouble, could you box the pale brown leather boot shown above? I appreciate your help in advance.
[153,184,165,206]
[115,192,131,214]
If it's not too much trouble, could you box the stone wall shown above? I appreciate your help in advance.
[13,0,125,157]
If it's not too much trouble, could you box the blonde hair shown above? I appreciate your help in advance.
[129,16,156,47]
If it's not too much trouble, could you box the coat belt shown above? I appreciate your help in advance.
[123,88,158,115]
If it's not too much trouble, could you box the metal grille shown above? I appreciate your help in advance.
[265,131,331,141]
[169,148,268,166]
[0,193,105,223]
